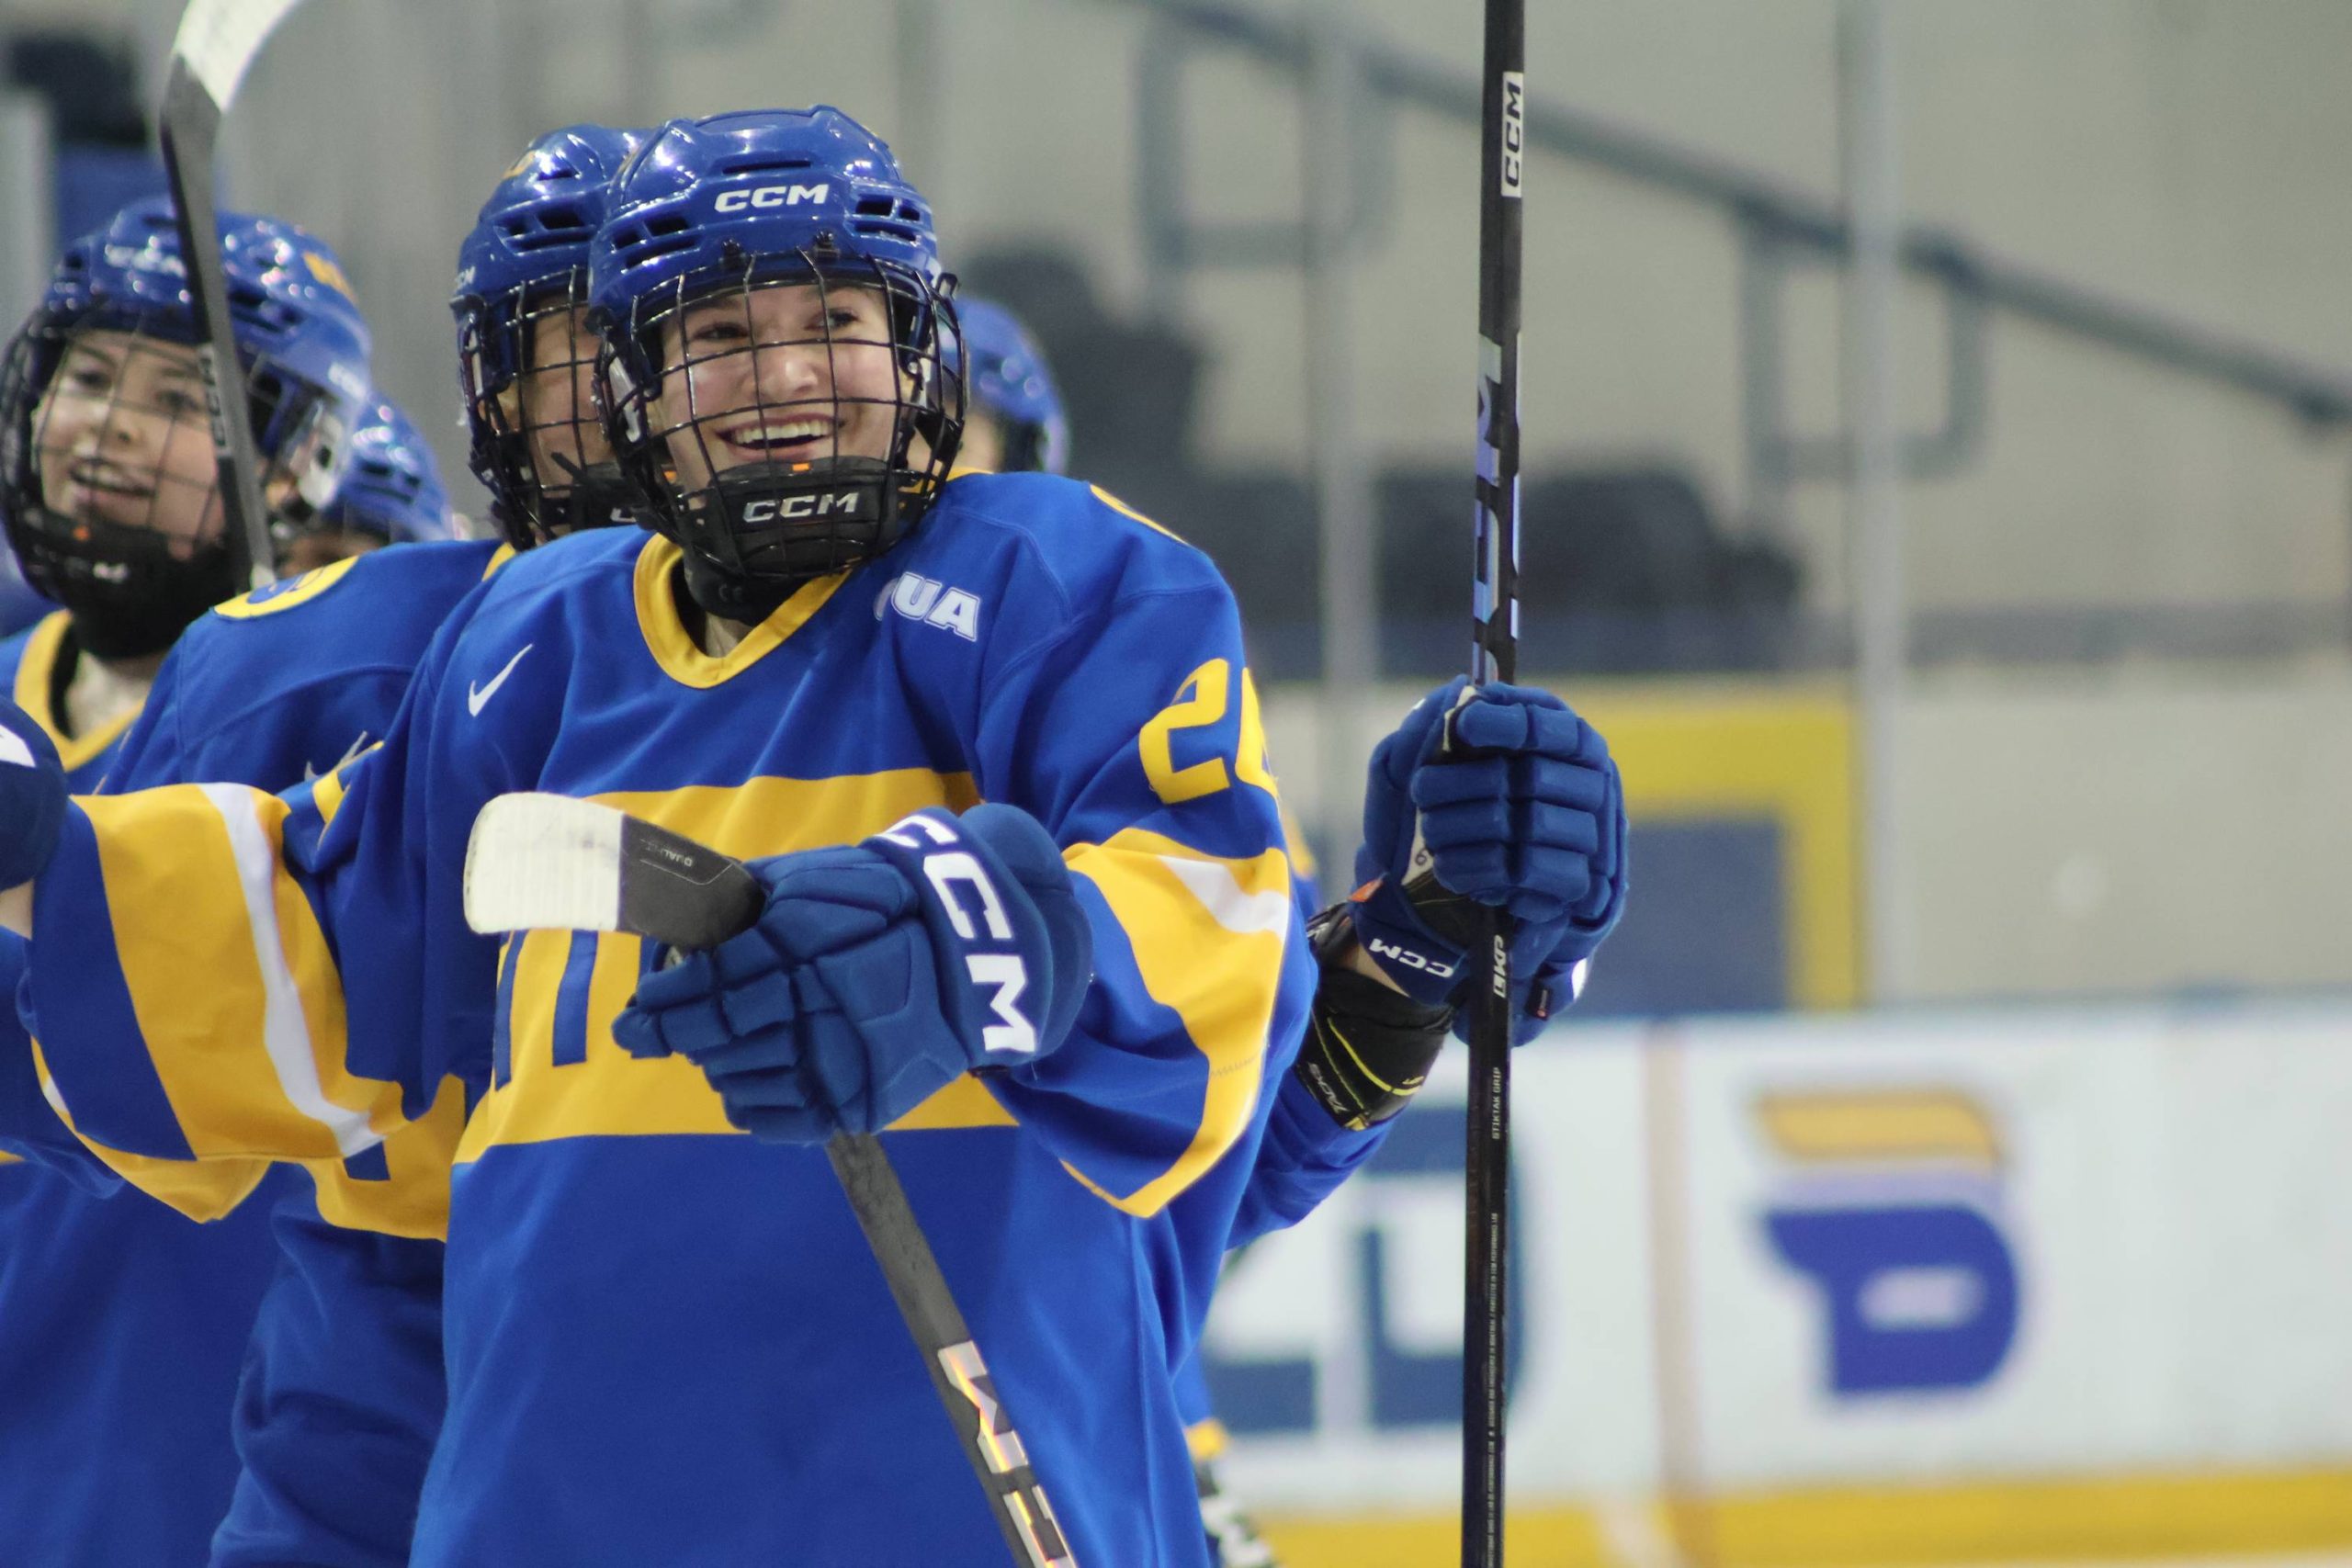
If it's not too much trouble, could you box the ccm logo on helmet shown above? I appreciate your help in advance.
[714,183,831,213]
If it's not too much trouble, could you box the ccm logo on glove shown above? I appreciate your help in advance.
[877,812,1036,1057]
[612,803,1092,1144]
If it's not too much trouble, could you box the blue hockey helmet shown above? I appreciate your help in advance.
[589,107,965,622]
[956,298,1067,476]
[312,400,456,546]
[452,122,648,547]
[0,197,373,657]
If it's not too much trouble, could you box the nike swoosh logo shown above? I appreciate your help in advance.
[302,730,372,784]
[468,645,533,717]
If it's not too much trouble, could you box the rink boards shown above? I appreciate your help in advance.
[1207,998,2352,1563]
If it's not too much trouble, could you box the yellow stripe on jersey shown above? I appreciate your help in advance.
[305,742,378,824]
[632,536,852,689]
[1088,485,1191,546]
[13,611,140,775]
[27,1039,271,1221]
[209,554,365,620]
[484,543,518,579]
[305,1076,468,1241]
[1063,828,1293,1217]
[76,787,402,1163]
[457,768,1008,1157]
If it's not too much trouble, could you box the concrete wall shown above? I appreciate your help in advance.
[1265,665,2352,1006]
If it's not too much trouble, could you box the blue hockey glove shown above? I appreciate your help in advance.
[1348,678,1625,1010]
[612,804,1093,1144]
[0,699,65,892]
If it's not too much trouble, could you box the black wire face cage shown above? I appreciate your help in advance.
[604,251,965,620]
[0,315,330,656]
[459,269,640,547]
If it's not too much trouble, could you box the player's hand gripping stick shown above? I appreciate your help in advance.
[1347,678,1623,1021]
[464,794,1080,1568]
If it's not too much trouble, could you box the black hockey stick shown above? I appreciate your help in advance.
[464,793,1078,1568]
[159,0,310,593]
[1462,0,1526,1562]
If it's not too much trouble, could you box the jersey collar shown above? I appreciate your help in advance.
[12,611,141,774]
[631,535,851,689]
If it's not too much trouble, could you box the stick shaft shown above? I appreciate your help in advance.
[471,798,1077,1567]
[158,61,277,592]
[826,1134,1075,1567]
[1465,0,1525,1562]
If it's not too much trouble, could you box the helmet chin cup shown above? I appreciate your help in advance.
[545,457,646,535]
[10,501,240,659]
[667,455,951,626]
[681,457,899,589]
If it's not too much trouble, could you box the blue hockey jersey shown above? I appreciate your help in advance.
[24,475,1315,1566]
[98,539,503,1568]
[0,609,295,1568]
[0,548,497,1567]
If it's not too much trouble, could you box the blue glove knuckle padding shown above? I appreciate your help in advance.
[610,804,1090,1145]
[1352,679,1629,1024]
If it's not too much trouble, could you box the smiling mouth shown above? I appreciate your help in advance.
[716,416,837,461]
[60,460,164,521]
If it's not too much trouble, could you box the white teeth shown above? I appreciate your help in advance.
[727,418,831,446]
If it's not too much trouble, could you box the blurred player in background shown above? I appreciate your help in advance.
[0,196,371,1568]
[0,197,368,777]
[277,397,461,572]
[153,123,645,1568]
[954,296,1069,477]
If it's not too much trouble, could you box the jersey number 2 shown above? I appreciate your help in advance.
[1139,657,1277,806]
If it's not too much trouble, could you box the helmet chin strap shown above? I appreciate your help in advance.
[22,503,242,660]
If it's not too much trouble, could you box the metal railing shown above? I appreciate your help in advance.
[1117,0,2352,540]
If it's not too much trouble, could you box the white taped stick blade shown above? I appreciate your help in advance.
[464,793,625,936]
[171,0,307,107]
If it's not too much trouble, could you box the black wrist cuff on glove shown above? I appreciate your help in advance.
[1294,905,1456,1131]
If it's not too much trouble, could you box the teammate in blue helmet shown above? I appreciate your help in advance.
[453,123,649,547]
[956,297,1068,476]
[0,197,369,664]
[0,197,371,1568]
[207,123,657,1568]
[281,399,458,571]
[592,106,966,623]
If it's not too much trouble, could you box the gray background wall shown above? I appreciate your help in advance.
[7,0,2350,1004]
